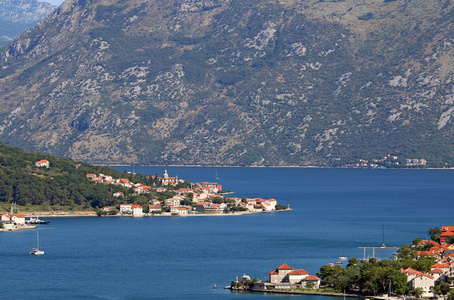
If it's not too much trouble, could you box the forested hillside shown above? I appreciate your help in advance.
[0,142,155,211]
[1,0,454,167]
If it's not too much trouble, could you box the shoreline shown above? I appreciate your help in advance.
[230,288,362,298]
[23,209,292,218]
[97,164,454,170]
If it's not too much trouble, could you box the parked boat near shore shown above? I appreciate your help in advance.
[26,217,50,225]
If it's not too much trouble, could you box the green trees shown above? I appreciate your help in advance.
[318,258,408,296]
[0,142,161,210]
[412,287,424,299]
[428,227,441,242]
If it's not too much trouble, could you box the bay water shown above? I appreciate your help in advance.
[1,167,453,299]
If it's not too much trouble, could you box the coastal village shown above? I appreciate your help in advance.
[90,169,284,217]
[0,160,287,231]
[231,226,454,299]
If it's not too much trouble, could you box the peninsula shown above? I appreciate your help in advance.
[0,142,288,221]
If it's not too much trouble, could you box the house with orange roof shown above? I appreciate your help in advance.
[119,204,133,215]
[431,263,450,273]
[409,273,435,297]
[148,205,161,213]
[440,226,454,243]
[35,160,50,168]
[132,205,143,217]
[268,263,320,289]
[428,268,445,282]
[401,267,423,281]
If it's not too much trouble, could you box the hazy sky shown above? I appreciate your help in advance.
[39,0,65,5]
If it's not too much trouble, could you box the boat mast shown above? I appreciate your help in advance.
[37,229,40,249]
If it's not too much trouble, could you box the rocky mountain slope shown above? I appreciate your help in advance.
[0,0,55,46]
[0,0,454,167]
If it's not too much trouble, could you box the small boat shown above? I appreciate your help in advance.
[30,229,44,255]
[338,256,347,261]
[335,261,343,264]
[26,217,50,225]
[213,284,218,289]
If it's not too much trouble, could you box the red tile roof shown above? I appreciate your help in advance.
[442,226,454,232]
[276,263,293,270]
[302,275,320,281]
[288,269,309,275]
[269,270,278,275]
[431,263,450,268]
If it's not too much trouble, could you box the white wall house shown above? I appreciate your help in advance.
[132,205,143,217]
[35,160,50,168]
[409,274,435,297]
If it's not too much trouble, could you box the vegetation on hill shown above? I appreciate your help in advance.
[0,142,159,211]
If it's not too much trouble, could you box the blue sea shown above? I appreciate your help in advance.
[1,167,453,299]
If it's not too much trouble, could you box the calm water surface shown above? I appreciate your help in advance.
[1,167,453,299]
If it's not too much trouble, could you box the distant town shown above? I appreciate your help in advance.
[342,154,427,168]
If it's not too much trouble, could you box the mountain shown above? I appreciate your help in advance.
[0,0,454,167]
[0,0,56,46]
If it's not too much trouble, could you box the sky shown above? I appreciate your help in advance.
[39,0,65,5]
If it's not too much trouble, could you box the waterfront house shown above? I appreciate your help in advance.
[148,205,161,213]
[35,160,50,168]
[178,207,188,215]
[269,263,293,284]
[268,263,320,289]
[113,192,124,197]
[132,205,143,217]
[120,204,133,214]
[0,213,26,228]
[170,206,179,215]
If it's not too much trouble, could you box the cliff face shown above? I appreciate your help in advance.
[1,0,454,166]
[0,0,56,45]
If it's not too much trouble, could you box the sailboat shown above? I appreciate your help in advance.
[30,229,44,255]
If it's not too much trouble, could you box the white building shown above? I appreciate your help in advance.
[35,160,50,168]
[119,204,133,214]
[132,205,143,217]
[409,274,435,297]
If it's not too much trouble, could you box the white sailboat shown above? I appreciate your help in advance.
[30,229,44,255]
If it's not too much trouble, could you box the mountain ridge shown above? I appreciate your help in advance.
[1,0,454,167]
[0,0,56,45]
